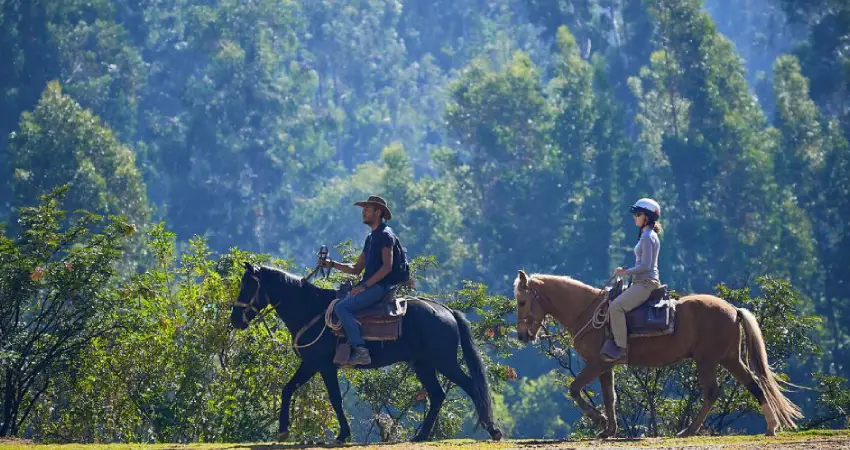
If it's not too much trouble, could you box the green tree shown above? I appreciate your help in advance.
[772,54,850,370]
[288,143,471,289]
[134,0,336,254]
[778,0,849,136]
[6,81,149,229]
[0,186,134,437]
[628,0,817,294]
[499,371,579,439]
[25,226,337,443]
[443,50,558,286]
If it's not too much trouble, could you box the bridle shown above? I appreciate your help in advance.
[518,286,548,336]
[231,267,329,356]
[232,272,280,326]
[517,276,615,343]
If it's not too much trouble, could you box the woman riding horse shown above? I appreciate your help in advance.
[604,198,663,363]
[512,195,803,437]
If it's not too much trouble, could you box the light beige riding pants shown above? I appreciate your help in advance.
[610,278,662,348]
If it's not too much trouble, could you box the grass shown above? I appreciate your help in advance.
[1,429,848,450]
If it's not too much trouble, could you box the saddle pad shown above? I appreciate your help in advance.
[626,298,677,338]
[331,316,404,341]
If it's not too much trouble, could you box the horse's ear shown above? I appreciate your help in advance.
[518,270,528,289]
[243,261,257,273]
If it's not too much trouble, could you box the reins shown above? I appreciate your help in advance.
[522,275,618,344]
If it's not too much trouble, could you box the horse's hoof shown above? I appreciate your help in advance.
[411,434,428,442]
[765,429,777,437]
[592,413,608,430]
[334,433,350,444]
[277,431,290,441]
[676,429,694,438]
[490,427,504,441]
[597,429,616,439]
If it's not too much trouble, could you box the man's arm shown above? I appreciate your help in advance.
[327,253,365,275]
[363,246,393,288]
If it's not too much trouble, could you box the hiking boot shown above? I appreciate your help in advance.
[348,345,372,366]
[600,339,627,363]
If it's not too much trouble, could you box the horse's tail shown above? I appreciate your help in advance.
[737,308,804,429]
[452,310,497,434]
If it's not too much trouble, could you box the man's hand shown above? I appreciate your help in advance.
[350,284,365,296]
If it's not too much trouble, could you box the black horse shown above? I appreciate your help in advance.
[230,262,503,443]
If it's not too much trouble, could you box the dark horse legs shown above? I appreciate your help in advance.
[412,362,446,442]
[433,358,501,439]
[321,368,352,442]
[413,358,501,442]
[277,362,316,441]
[276,363,351,443]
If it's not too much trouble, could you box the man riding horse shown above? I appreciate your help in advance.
[229,194,500,442]
[319,195,409,366]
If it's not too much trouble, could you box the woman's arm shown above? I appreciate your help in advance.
[624,236,651,276]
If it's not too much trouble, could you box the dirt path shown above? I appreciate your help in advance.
[403,430,850,450]
[2,430,849,449]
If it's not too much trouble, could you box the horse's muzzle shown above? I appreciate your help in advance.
[517,330,536,343]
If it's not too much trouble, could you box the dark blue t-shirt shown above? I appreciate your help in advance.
[361,223,396,287]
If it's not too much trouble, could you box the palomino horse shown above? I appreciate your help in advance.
[513,270,802,438]
[230,262,503,442]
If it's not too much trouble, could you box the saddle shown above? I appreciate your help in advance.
[608,278,677,338]
[330,284,408,367]
[330,284,407,336]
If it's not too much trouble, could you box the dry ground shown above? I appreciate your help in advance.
[1,429,849,450]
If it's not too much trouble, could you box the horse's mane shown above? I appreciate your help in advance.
[514,272,603,298]
[258,265,335,299]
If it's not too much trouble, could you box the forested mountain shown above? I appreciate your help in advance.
[2,0,849,443]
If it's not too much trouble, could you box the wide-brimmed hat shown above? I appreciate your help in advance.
[354,195,392,220]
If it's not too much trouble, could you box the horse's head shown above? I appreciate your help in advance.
[231,262,274,329]
[514,270,546,343]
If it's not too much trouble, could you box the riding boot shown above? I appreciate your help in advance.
[600,339,628,363]
[348,345,372,366]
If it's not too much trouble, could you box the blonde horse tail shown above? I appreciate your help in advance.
[737,308,804,429]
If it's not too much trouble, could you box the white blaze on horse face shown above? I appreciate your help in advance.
[515,290,541,342]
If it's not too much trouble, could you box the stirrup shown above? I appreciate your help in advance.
[600,340,627,363]
[347,347,371,366]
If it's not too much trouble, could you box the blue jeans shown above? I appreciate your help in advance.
[333,284,388,346]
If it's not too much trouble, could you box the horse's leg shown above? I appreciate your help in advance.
[721,358,778,436]
[411,362,446,442]
[597,370,618,438]
[677,360,720,437]
[278,362,317,441]
[434,361,501,439]
[569,365,608,430]
[320,368,351,443]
